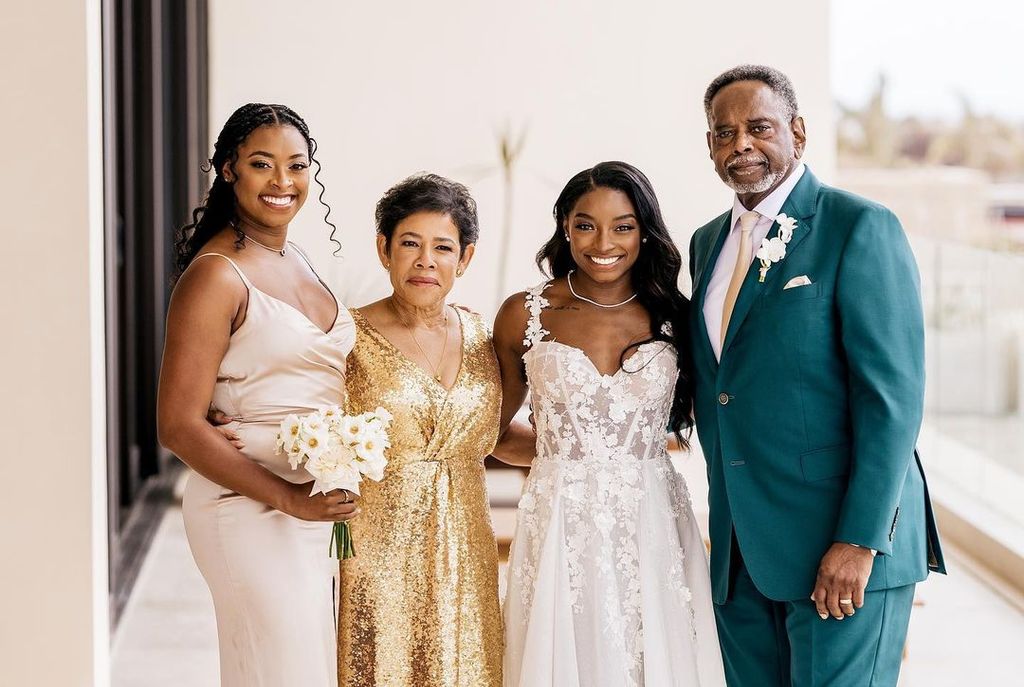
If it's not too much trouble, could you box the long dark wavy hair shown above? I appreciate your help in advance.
[173,103,338,281]
[537,161,694,445]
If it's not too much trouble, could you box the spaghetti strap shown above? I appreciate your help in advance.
[287,241,342,316]
[192,252,253,289]
[289,242,323,280]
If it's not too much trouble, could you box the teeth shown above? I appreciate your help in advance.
[589,255,621,265]
[261,195,293,206]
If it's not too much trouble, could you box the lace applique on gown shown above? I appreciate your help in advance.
[502,283,726,687]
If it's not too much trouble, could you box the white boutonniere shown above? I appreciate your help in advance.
[755,213,798,282]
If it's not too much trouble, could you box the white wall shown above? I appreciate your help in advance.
[209,0,834,313]
[0,1,109,686]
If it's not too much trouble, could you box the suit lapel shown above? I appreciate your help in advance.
[720,169,822,358]
[693,213,732,367]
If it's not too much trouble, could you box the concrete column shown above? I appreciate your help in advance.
[0,1,110,685]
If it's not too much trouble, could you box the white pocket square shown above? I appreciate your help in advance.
[783,275,813,290]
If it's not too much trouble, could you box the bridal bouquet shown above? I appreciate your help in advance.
[276,405,393,559]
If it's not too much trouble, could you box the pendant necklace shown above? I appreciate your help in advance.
[233,221,287,256]
[391,300,450,382]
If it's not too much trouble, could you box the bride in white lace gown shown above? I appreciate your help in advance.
[494,162,725,687]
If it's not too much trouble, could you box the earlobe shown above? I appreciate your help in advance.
[375,234,391,269]
[792,116,807,156]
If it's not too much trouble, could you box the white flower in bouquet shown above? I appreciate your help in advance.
[299,424,332,462]
[305,442,361,495]
[277,414,303,455]
[338,414,369,445]
[367,406,393,426]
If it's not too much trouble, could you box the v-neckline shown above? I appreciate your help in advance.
[252,285,342,336]
[355,306,467,394]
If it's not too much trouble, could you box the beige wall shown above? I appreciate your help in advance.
[0,2,109,686]
[209,0,834,312]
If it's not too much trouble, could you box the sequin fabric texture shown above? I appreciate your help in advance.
[338,307,504,687]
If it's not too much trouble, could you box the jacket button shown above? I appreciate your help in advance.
[718,392,730,405]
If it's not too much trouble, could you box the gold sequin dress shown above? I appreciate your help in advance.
[338,307,503,687]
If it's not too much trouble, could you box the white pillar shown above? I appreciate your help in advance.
[0,1,110,685]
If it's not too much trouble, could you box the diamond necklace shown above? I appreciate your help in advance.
[567,270,637,308]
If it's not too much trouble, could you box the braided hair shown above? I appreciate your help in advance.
[173,103,338,281]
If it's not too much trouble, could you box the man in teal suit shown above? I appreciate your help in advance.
[689,65,945,686]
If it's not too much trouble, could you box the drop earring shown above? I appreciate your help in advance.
[642,237,648,243]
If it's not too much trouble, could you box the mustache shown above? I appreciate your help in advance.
[726,156,767,170]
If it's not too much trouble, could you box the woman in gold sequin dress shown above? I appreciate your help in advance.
[336,174,530,687]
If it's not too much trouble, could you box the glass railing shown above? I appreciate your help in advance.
[910,234,1024,530]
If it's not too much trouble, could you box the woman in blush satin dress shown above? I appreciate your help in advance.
[158,103,357,687]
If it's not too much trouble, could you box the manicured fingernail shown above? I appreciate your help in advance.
[836,616,844,621]
[819,613,828,620]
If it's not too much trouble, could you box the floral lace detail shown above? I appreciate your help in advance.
[522,282,551,348]
[507,290,704,685]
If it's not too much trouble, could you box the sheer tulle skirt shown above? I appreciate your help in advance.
[502,454,726,687]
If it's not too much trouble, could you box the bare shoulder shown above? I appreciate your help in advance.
[172,254,247,308]
[351,298,390,327]
[493,290,532,352]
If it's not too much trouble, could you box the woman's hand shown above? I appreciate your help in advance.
[279,482,360,522]
[207,407,245,449]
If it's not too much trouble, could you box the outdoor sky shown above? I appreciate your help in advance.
[831,0,1021,121]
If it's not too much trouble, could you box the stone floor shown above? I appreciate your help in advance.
[112,462,1023,686]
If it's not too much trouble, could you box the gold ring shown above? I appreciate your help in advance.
[341,491,351,504]
[839,599,854,605]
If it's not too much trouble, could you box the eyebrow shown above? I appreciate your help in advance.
[398,231,457,244]
[247,151,309,159]
[574,212,637,221]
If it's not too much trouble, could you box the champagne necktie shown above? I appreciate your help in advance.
[720,210,761,349]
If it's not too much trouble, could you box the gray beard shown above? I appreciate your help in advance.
[724,166,786,195]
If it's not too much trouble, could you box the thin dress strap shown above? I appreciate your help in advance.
[191,252,253,289]
[522,282,551,349]
[288,241,344,327]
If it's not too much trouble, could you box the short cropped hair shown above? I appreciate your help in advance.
[703,64,799,122]
[374,173,479,253]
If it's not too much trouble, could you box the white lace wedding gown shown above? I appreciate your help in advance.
[503,283,726,687]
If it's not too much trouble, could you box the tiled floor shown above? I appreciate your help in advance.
[112,464,1023,686]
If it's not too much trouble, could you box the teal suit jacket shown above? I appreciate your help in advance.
[688,168,945,603]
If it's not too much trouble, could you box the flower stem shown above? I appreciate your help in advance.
[332,521,356,559]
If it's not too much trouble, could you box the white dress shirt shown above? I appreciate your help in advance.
[702,163,806,360]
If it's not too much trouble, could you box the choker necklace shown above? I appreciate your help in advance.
[567,270,637,308]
